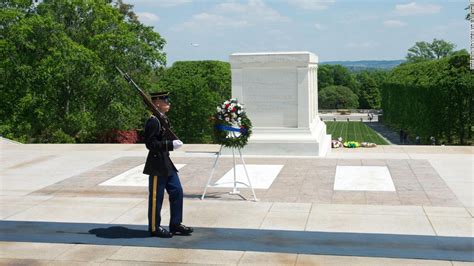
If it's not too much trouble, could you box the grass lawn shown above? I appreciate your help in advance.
[325,122,389,145]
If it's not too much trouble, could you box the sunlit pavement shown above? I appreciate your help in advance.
[1,139,472,265]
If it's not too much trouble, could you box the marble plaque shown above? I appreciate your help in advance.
[213,164,284,189]
[334,166,395,191]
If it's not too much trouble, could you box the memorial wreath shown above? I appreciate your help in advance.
[213,98,252,149]
[343,141,360,148]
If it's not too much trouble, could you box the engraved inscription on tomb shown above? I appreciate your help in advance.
[242,67,297,127]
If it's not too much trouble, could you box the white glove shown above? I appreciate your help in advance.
[173,140,183,150]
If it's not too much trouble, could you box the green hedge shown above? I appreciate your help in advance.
[381,53,472,144]
[155,61,231,143]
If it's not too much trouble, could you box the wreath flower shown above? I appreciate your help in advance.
[213,98,252,149]
[343,141,360,148]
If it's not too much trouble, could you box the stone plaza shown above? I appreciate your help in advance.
[1,139,473,265]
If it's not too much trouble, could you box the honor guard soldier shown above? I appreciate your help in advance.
[143,91,193,238]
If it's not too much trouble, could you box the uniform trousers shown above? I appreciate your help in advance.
[148,171,183,232]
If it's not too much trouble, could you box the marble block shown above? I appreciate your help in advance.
[229,51,331,156]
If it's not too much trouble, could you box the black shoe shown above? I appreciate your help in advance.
[150,226,173,238]
[170,224,193,235]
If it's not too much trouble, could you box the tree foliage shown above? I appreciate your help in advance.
[406,39,456,63]
[381,51,472,145]
[318,65,358,95]
[355,72,381,109]
[155,61,231,144]
[319,85,359,109]
[318,65,385,109]
[1,0,166,143]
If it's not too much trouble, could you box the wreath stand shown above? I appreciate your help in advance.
[201,140,258,201]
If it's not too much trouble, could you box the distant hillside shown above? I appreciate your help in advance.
[320,60,405,71]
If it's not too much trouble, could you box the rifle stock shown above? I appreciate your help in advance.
[115,66,178,140]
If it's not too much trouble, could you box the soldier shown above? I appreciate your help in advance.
[415,136,421,145]
[403,130,409,145]
[143,91,193,238]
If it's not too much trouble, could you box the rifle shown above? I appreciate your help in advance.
[115,66,178,140]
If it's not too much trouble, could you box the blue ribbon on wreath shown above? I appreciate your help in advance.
[215,124,248,134]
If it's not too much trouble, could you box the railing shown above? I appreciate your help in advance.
[318,109,383,114]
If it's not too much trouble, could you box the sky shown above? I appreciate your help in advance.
[125,0,470,66]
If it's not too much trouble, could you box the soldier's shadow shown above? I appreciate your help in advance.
[89,226,150,239]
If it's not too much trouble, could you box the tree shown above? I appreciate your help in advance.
[319,85,359,109]
[156,61,231,144]
[406,41,435,62]
[318,64,359,96]
[1,0,166,143]
[430,39,456,59]
[317,65,334,89]
[356,72,381,109]
[332,65,353,88]
[406,39,456,63]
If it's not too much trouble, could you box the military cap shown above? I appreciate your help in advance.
[150,91,170,102]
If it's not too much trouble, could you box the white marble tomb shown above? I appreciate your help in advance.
[230,51,331,156]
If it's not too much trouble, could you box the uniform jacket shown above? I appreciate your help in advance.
[143,115,177,177]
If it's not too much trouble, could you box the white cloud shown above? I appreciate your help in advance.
[314,23,324,30]
[337,14,379,24]
[214,2,247,14]
[383,20,406,27]
[172,0,289,31]
[185,12,249,29]
[128,0,192,8]
[214,0,290,23]
[288,0,336,11]
[136,12,160,24]
[395,2,441,16]
[172,12,251,32]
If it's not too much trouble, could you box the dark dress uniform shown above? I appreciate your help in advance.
[143,111,191,237]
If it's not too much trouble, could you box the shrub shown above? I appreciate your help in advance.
[319,85,359,109]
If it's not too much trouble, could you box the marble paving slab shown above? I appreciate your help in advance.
[212,164,283,189]
[334,166,395,191]
[99,164,186,187]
